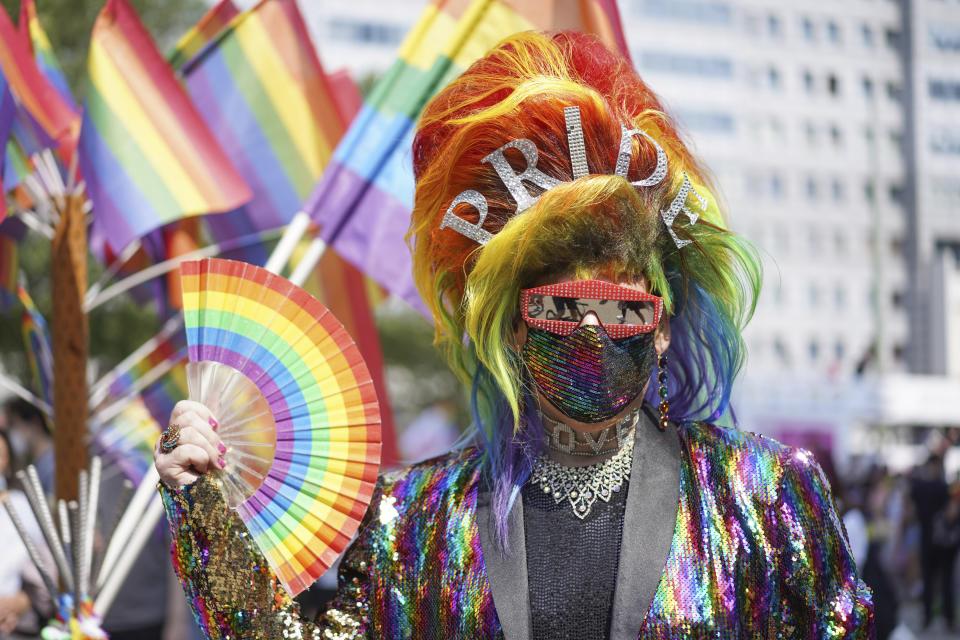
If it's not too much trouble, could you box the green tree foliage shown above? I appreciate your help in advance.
[0,0,207,97]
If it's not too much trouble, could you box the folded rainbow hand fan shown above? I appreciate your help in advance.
[180,258,381,596]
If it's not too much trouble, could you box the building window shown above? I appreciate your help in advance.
[805,176,819,200]
[809,228,821,255]
[862,76,874,98]
[328,19,406,46]
[834,229,846,255]
[637,51,734,78]
[889,183,905,205]
[834,340,845,360]
[885,27,902,51]
[929,78,960,102]
[808,339,820,362]
[834,285,846,309]
[827,73,841,97]
[827,21,842,44]
[768,66,781,89]
[802,17,816,42]
[830,124,843,147]
[770,173,784,199]
[930,25,960,52]
[675,109,736,134]
[637,0,733,25]
[885,81,903,103]
[861,23,874,47]
[864,180,876,203]
[804,121,817,145]
[803,70,815,94]
[767,14,782,37]
[773,338,789,366]
[831,178,845,201]
[931,129,960,155]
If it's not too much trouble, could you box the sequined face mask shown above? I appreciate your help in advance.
[522,324,656,424]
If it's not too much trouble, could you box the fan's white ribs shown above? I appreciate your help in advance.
[228,456,267,482]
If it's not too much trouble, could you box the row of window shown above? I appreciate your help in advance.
[930,78,960,102]
[743,173,904,207]
[634,1,904,52]
[751,335,905,368]
[743,116,903,153]
[930,25,960,53]
[642,54,904,106]
[931,129,960,156]
[326,19,405,47]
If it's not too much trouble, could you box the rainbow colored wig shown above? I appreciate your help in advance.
[408,31,761,543]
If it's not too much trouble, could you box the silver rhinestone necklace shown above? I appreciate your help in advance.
[530,436,634,519]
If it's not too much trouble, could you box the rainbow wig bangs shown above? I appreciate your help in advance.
[407,31,762,544]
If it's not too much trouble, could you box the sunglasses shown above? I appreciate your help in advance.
[520,279,664,339]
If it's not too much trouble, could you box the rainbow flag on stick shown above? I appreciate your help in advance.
[18,0,77,111]
[17,284,54,408]
[306,0,629,309]
[0,6,76,147]
[79,0,251,255]
[0,67,15,221]
[0,217,25,309]
[168,0,240,70]
[181,0,342,240]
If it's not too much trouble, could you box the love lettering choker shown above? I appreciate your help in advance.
[439,105,706,249]
[531,432,635,519]
[540,408,639,457]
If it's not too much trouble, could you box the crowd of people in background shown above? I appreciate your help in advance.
[3,395,960,639]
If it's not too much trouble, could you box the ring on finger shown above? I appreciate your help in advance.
[159,423,182,454]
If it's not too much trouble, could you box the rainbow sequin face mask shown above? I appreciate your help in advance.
[520,280,661,423]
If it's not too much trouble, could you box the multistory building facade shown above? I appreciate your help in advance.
[904,0,960,375]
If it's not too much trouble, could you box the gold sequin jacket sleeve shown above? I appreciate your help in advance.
[159,474,378,639]
[777,450,874,638]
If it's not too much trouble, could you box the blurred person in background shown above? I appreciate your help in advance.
[910,454,951,629]
[2,399,53,496]
[0,429,55,638]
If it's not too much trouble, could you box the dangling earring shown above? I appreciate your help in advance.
[657,353,670,431]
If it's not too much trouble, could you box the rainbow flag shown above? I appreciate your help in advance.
[181,0,342,241]
[0,217,24,308]
[17,284,54,407]
[0,6,76,146]
[168,0,240,70]
[18,0,77,111]
[0,66,14,221]
[92,397,163,483]
[79,0,251,255]
[306,0,629,309]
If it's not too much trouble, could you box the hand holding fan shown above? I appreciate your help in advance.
[180,258,381,596]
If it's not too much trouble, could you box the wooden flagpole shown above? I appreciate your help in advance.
[51,193,89,500]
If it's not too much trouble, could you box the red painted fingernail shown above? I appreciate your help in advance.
[218,442,226,454]
[209,417,219,430]
[218,456,226,469]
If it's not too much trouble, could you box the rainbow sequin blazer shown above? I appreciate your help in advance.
[160,419,874,639]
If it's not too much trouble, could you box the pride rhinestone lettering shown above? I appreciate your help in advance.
[439,105,703,249]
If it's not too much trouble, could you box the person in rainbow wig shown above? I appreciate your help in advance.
[154,31,874,639]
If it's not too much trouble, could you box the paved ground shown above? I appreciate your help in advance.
[895,602,960,639]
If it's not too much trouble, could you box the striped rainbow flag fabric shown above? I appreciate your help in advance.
[181,0,343,242]
[0,65,15,221]
[168,0,240,70]
[306,0,630,310]
[17,284,54,408]
[79,0,252,255]
[18,0,77,111]
[0,6,76,147]
[0,217,24,308]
